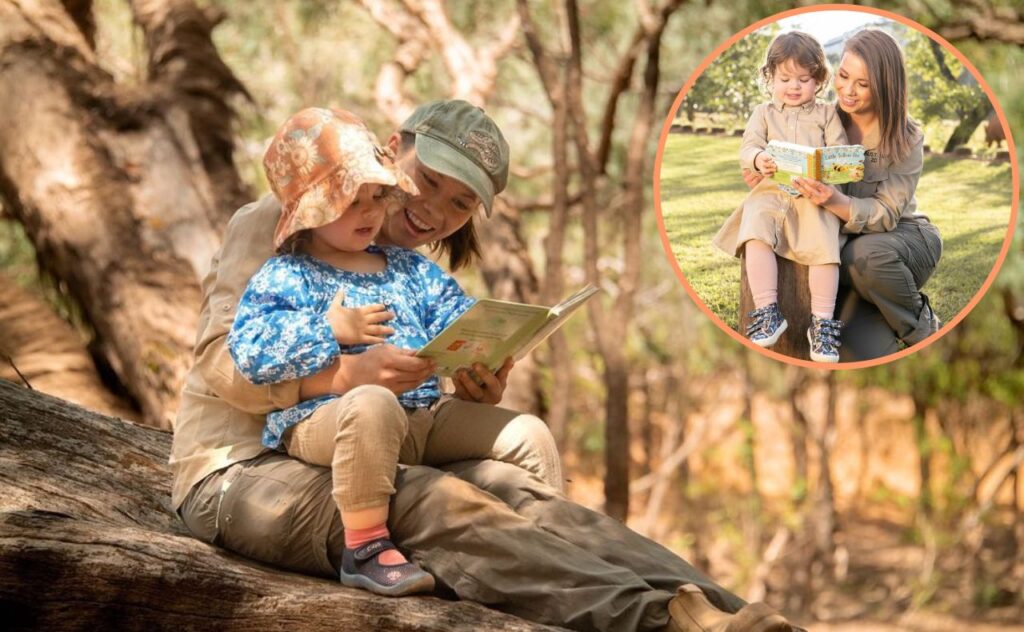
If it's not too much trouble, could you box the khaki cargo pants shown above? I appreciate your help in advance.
[180,457,745,631]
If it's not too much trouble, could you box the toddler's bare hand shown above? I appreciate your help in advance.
[326,290,395,345]
[755,153,777,176]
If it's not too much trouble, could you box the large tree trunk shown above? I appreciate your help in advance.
[0,381,560,631]
[0,0,249,429]
[0,271,136,419]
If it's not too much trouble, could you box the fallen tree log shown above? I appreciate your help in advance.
[0,381,562,631]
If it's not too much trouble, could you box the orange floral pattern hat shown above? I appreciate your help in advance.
[263,107,418,249]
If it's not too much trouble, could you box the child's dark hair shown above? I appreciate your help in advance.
[277,229,310,256]
[759,31,830,96]
[398,131,482,272]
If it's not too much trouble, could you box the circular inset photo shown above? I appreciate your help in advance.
[655,7,1018,369]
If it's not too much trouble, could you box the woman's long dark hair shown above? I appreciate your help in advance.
[841,29,920,162]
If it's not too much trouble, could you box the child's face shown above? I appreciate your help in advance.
[772,59,818,108]
[834,52,873,116]
[310,183,388,253]
[378,136,480,250]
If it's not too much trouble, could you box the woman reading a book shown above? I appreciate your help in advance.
[172,99,802,629]
[747,29,943,360]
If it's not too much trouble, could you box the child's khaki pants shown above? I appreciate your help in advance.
[283,384,563,513]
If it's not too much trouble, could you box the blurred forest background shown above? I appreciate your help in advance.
[0,1,1022,630]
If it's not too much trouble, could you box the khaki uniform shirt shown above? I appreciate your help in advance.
[169,195,298,509]
[739,98,847,172]
[841,123,928,234]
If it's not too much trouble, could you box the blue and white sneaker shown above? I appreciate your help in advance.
[746,303,788,348]
[807,315,842,363]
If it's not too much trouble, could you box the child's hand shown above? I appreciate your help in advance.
[326,289,395,345]
[755,152,777,176]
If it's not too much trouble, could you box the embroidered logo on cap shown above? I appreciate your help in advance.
[458,130,502,173]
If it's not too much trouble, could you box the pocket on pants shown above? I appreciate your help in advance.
[907,223,941,288]
[213,454,340,577]
[216,467,298,567]
[179,464,243,545]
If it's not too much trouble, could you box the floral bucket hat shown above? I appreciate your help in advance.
[263,107,418,249]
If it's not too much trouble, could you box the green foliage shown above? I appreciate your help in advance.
[0,220,37,288]
[905,32,988,127]
[681,29,774,121]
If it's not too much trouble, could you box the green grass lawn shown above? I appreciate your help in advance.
[659,132,1014,331]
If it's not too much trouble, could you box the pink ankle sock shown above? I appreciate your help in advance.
[809,264,839,319]
[345,523,408,566]
[745,240,778,308]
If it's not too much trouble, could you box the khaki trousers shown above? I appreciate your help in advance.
[180,454,745,631]
[283,385,564,513]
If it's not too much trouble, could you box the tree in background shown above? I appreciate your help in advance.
[678,28,773,123]
[905,31,991,152]
[0,0,250,428]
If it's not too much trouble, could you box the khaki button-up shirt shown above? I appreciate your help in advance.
[841,123,928,234]
[169,195,299,509]
[739,98,847,172]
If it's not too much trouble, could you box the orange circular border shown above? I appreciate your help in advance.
[652,3,1020,370]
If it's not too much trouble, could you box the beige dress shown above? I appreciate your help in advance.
[713,99,848,265]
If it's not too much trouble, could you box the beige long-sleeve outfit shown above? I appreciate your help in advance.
[712,98,848,265]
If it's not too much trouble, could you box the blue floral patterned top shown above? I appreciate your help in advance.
[228,245,474,449]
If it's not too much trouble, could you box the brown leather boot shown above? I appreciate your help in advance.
[665,584,805,632]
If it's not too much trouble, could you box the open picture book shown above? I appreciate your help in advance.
[417,284,599,376]
[767,140,865,196]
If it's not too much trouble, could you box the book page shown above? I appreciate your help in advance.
[515,285,598,360]
[417,300,549,376]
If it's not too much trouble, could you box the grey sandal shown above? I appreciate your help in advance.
[340,538,435,597]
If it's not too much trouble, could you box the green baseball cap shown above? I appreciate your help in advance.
[399,100,510,216]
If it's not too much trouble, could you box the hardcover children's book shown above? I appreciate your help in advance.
[767,140,865,196]
[417,285,598,376]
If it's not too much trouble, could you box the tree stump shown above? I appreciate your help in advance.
[0,381,563,631]
[739,252,811,360]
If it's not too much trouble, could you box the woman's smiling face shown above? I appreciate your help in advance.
[377,136,480,250]
[834,52,874,116]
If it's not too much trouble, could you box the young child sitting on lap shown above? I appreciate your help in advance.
[229,107,552,597]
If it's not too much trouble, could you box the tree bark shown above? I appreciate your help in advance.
[0,381,562,631]
[0,272,136,420]
[517,0,573,450]
[0,0,249,429]
[810,373,837,581]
